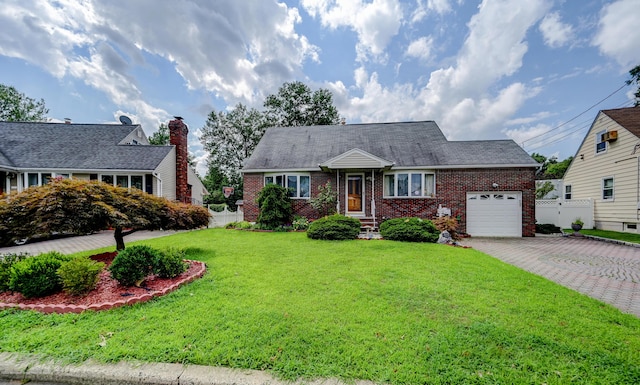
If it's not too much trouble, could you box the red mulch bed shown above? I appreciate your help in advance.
[0,251,206,314]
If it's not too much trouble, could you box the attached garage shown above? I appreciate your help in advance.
[466,192,522,237]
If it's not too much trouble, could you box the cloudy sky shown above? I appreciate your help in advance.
[1,0,639,175]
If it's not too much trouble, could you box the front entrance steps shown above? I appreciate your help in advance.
[353,216,377,230]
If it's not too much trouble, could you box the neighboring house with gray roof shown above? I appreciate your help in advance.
[0,118,207,205]
[242,121,539,237]
[563,106,640,233]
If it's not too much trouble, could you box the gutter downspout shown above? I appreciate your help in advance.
[371,169,376,228]
[154,173,163,197]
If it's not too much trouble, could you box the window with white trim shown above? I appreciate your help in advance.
[602,177,614,200]
[100,174,145,190]
[595,130,607,154]
[384,171,435,197]
[564,185,572,200]
[264,173,310,198]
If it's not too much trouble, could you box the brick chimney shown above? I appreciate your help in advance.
[168,116,191,203]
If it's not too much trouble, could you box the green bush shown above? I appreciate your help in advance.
[380,217,439,242]
[109,245,158,287]
[225,221,253,230]
[9,251,73,298]
[0,252,30,292]
[57,257,105,295]
[536,223,561,234]
[307,215,361,240]
[256,184,292,229]
[292,216,310,231]
[154,247,188,279]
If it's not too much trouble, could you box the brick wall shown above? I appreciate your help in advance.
[243,167,536,236]
[243,172,334,222]
[169,118,191,203]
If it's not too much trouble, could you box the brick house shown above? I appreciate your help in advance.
[242,121,539,237]
[0,117,207,205]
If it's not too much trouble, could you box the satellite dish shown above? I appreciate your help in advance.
[119,115,133,125]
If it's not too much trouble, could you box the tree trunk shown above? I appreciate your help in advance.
[113,227,139,250]
[114,227,126,251]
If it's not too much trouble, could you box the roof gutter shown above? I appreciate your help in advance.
[242,163,540,173]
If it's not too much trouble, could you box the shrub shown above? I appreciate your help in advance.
[432,216,461,240]
[536,223,561,234]
[9,251,73,298]
[225,221,253,230]
[57,257,105,295]
[154,247,188,279]
[309,181,338,217]
[380,217,439,243]
[0,252,30,292]
[109,245,158,287]
[292,216,310,231]
[256,184,292,229]
[307,215,361,240]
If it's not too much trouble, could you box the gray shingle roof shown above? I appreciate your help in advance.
[0,122,172,170]
[243,121,538,171]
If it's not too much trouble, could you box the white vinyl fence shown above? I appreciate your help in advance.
[536,198,593,229]
[208,206,244,228]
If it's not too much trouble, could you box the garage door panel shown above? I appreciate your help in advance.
[467,193,521,237]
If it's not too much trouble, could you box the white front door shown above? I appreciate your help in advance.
[467,192,522,237]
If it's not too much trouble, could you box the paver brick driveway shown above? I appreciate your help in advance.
[465,235,640,318]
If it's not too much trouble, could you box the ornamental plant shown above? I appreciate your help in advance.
[306,214,361,240]
[9,251,73,298]
[380,217,439,243]
[154,247,188,279]
[309,181,338,217]
[256,184,292,229]
[57,257,105,295]
[0,252,29,292]
[109,245,158,287]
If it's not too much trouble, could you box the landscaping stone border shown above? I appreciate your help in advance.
[0,260,206,314]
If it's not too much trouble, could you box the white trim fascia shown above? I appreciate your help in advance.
[243,163,539,173]
[242,167,320,173]
[391,164,539,170]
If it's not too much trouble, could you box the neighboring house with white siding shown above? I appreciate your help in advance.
[563,106,640,233]
[0,117,207,205]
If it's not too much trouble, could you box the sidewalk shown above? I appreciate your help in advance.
[0,352,365,385]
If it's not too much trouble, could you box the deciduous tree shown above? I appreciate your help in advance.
[264,81,341,127]
[627,64,640,107]
[148,123,169,145]
[0,84,48,122]
[200,103,268,191]
[0,179,209,250]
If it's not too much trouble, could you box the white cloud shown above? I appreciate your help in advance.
[0,0,319,117]
[539,12,574,48]
[593,0,640,68]
[406,36,434,63]
[334,0,552,141]
[410,0,454,23]
[301,0,403,62]
[503,123,553,147]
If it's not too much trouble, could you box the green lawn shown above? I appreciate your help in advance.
[564,228,640,244]
[1,229,639,384]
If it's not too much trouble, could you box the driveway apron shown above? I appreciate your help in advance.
[465,235,640,318]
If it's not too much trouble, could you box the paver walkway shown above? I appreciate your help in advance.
[465,235,640,318]
[0,230,184,255]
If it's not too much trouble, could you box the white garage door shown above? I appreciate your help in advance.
[466,192,522,237]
